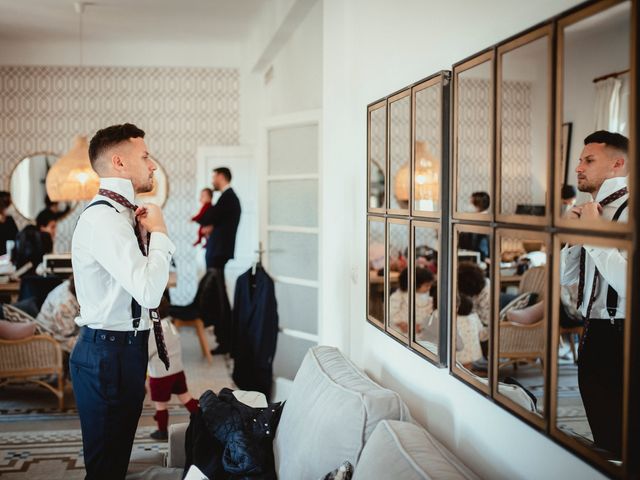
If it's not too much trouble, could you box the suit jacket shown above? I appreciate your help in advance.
[232,266,279,399]
[199,188,241,261]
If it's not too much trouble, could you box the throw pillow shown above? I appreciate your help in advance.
[499,292,535,322]
[318,461,354,480]
[0,319,36,340]
[2,304,49,335]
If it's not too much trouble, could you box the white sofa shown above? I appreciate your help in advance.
[128,346,478,479]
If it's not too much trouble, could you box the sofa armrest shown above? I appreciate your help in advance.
[167,423,188,468]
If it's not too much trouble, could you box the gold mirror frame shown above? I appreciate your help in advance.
[387,89,412,216]
[368,100,387,214]
[385,217,410,344]
[366,215,386,330]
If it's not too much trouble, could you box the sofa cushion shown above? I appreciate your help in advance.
[0,319,36,340]
[352,420,478,480]
[274,346,411,480]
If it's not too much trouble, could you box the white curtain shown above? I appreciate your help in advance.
[594,76,625,133]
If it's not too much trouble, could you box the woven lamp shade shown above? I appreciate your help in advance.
[414,141,439,205]
[46,136,100,201]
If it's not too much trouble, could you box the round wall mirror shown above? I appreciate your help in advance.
[10,153,77,221]
[135,157,169,207]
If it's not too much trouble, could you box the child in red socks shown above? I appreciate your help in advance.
[148,296,199,440]
[191,188,213,247]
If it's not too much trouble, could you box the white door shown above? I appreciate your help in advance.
[261,110,321,398]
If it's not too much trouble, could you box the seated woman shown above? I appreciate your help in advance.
[34,276,80,354]
[456,294,488,368]
[389,267,434,335]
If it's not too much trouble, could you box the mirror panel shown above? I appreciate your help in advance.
[388,91,411,214]
[557,0,632,231]
[367,216,386,329]
[551,233,630,469]
[413,79,442,215]
[498,29,551,223]
[454,54,493,220]
[368,102,387,211]
[494,230,549,426]
[412,222,439,357]
[387,219,410,341]
[452,224,492,393]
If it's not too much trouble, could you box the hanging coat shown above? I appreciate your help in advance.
[232,266,278,400]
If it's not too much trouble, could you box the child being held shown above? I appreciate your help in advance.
[191,188,213,247]
[148,294,199,440]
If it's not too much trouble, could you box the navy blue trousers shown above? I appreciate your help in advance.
[70,327,149,480]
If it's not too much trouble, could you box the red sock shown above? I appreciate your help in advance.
[154,409,169,432]
[184,398,199,414]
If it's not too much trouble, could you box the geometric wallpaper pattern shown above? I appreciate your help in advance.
[388,96,411,210]
[0,65,240,303]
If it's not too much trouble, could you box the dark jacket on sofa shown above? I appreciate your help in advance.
[184,388,283,479]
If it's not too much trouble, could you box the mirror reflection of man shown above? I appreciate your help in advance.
[198,167,241,355]
[560,130,628,458]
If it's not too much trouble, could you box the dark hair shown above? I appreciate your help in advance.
[44,194,56,208]
[214,167,232,182]
[584,130,629,154]
[88,123,145,167]
[561,184,577,200]
[202,188,213,197]
[416,267,434,290]
[0,191,11,211]
[36,209,56,229]
[471,191,490,211]
[457,294,474,316]
[398,267,409,291]
[457,261,487,297]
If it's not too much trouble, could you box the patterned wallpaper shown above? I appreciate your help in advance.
[0,65,240,303]
[389,96,410,210]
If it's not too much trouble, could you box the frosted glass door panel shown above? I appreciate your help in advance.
[273,333,316,381]
[268,231,318,280]
[268,179,318,227]
[268,125,318,175]
[275,282,318,334]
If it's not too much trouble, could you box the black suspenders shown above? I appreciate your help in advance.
[605,199,628,318]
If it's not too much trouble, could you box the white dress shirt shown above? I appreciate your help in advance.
[72,177,176,331]
[560,176,628,319]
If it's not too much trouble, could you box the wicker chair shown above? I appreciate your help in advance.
[518,266,546,301]
[0,334,65,410]
[497,320,545,370]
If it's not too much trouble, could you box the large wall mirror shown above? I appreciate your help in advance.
[412,76,443,217]
[550,233,631,475]
[386,218,410,343]
[496,26,552,224]
[493,229,550,428]
[388,90,411,215]
[367,216,386,330]
[9,153,77,221]
[555,0,633,233]
[368,100,387,213]
[453,51,494,221]
[451,224,492,394]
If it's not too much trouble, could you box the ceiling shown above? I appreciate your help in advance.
[0,0,265,43]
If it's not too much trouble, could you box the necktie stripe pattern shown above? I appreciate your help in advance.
[98,188,171,370]
[576,186,628,318]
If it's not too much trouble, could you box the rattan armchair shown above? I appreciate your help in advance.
[0,334,65,410]
[498,320,545,370]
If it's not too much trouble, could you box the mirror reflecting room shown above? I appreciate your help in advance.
[552,234,630,466]
[452,225,491,391]
[413,80,442,215]
[412,222,439,355]
[498,29,551,221]
[10,153,76,221]
[387,219,410,340]
[558,0,631,228]
[455,55,493,218]
[388,92,411,213]
[495,231,549,422]
[368,102,387,211]
[367,217,386,328]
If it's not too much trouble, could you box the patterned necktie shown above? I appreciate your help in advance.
[98,188,170,370]
[576,186,628,317]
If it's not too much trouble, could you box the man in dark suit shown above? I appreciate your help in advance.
[198,167,241,355]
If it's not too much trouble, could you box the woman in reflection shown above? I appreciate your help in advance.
[0,192,18,257]
[389,267,434,335]
[459,192,490,261]
[456,294,487,368]
[457,262,490,328]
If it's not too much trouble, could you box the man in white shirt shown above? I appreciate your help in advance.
[560,130,628,458]
[70,123,175,479]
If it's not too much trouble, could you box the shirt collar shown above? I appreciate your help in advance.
[98,177,136,205]
[594,176,628,203]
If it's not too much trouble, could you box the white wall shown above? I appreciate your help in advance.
[321,0,607,478]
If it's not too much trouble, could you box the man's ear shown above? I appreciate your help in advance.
[612,155,626,173]
[111,153,124,171]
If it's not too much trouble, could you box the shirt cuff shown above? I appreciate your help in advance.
[149,231,176,256]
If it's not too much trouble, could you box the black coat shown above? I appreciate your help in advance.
[199,188,241,262]
[184,388,283,480]
[232,267,278,400]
